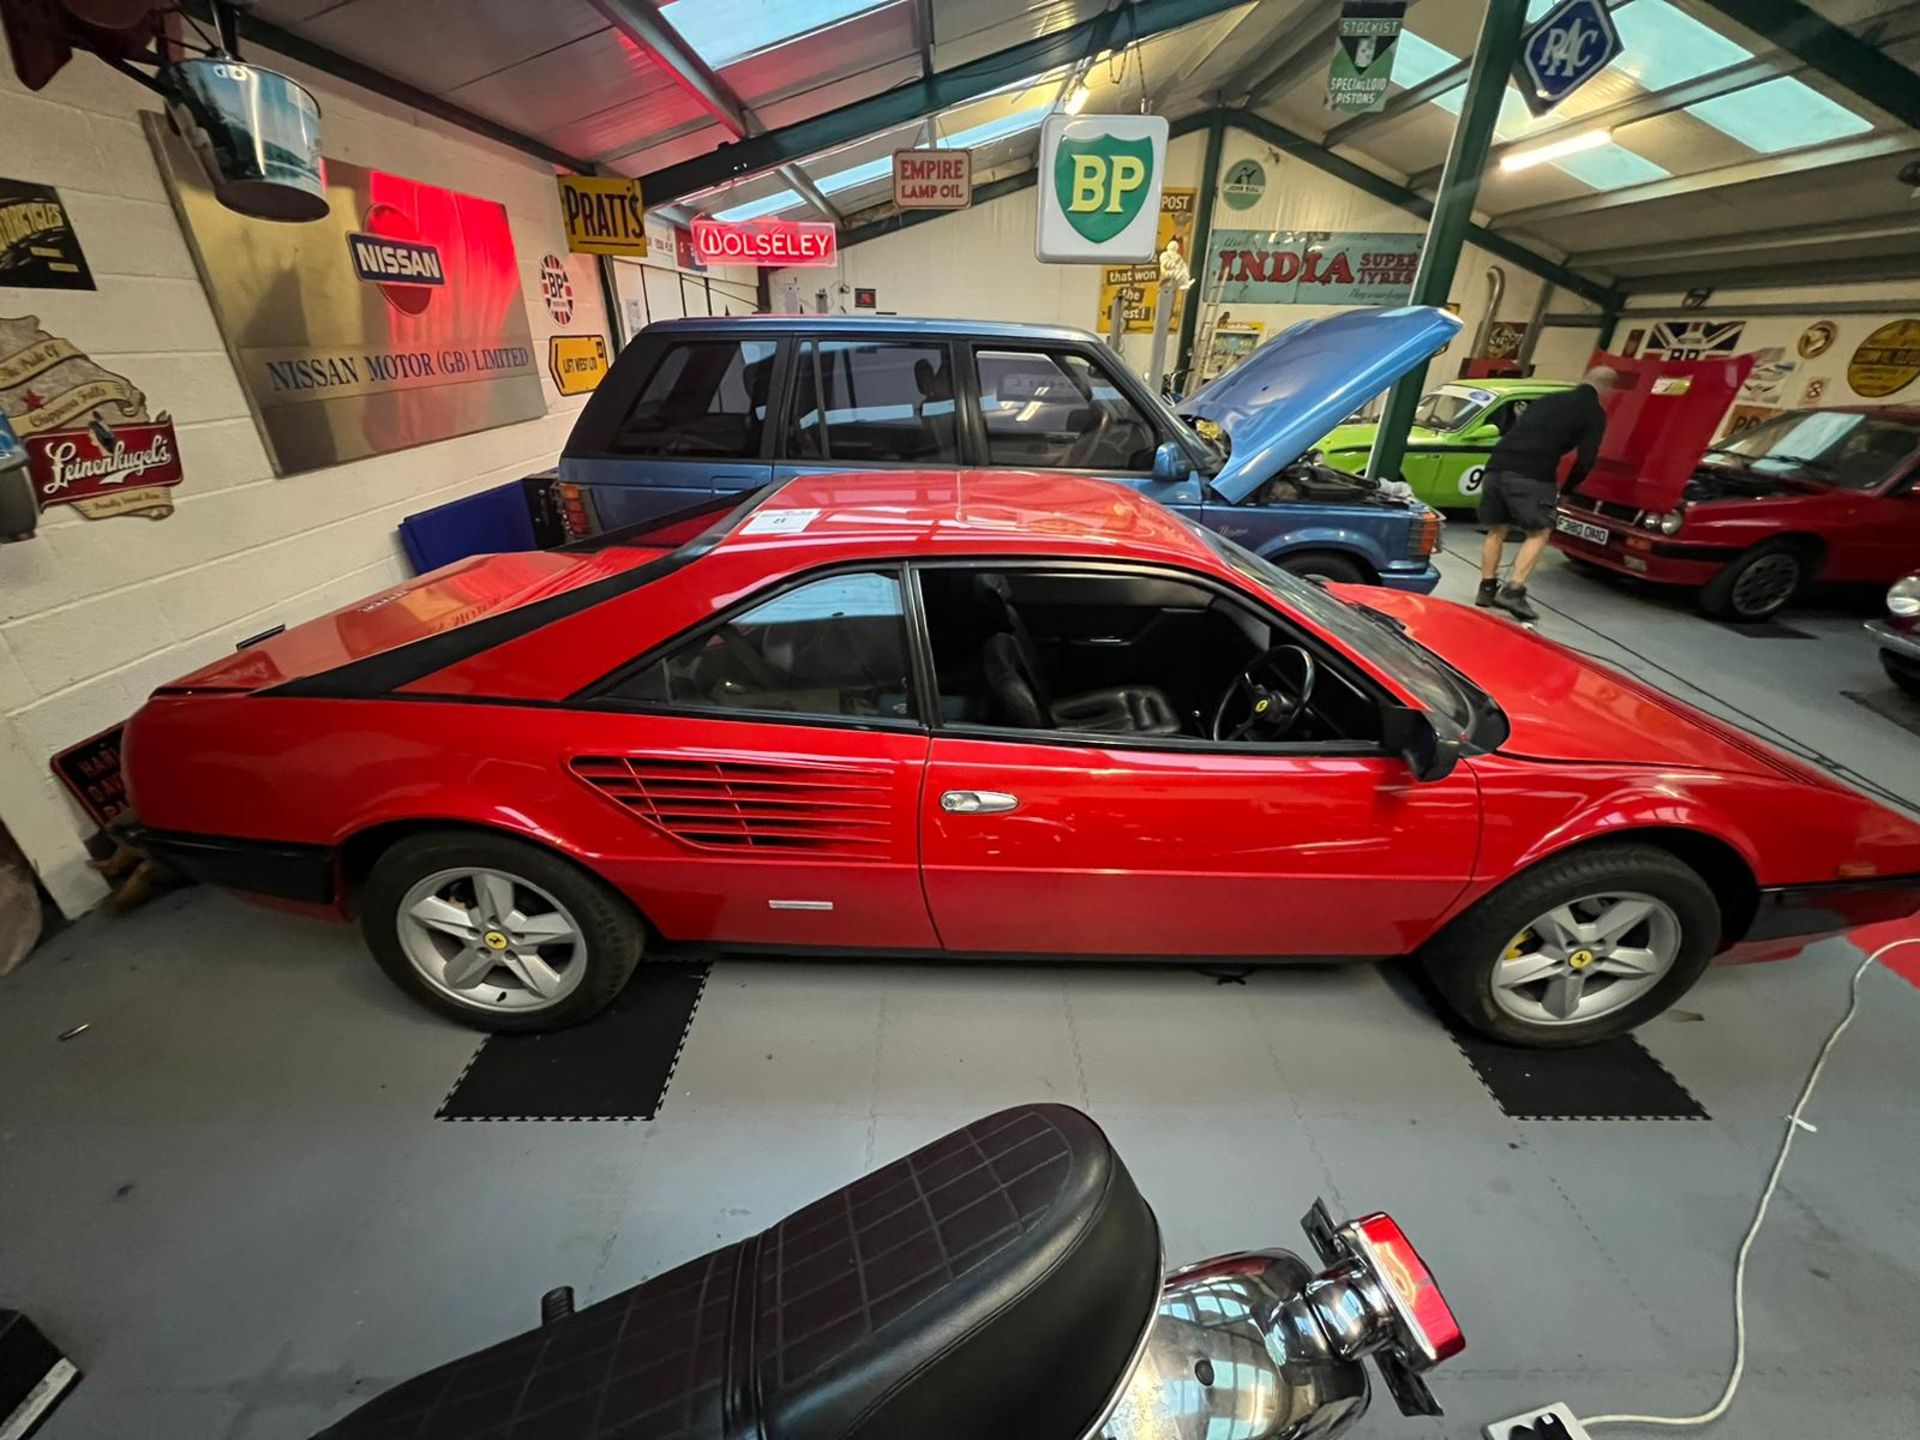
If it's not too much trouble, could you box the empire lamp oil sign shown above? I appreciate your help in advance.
[557,175,648,257]
[1037,113,1169,263]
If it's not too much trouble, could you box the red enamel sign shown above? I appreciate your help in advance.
[27,419,184,517]
[692,218,837,268]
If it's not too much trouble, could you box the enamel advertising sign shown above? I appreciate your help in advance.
[556,174,648,256]
[1037,113,1169,263]
[1208,230,1423,305]
[0,179,94,290]
[893,149,973,210]
[147,116,543,476]
[692,218,837,267]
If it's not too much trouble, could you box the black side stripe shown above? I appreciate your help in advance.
[263,483,788,701]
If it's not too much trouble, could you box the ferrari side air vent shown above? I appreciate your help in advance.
[569,754,897,858]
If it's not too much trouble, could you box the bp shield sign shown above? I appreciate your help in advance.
[1037,113,1169,263]
[1516,0,1622,116]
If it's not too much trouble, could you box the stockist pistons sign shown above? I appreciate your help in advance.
[691,218,837,268]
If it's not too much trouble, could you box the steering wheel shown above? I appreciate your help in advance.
[1064,404,1113,467]
[1210,645,1317,742]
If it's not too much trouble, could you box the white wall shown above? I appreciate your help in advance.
[0,32,609,915]
[776,121,1598,390]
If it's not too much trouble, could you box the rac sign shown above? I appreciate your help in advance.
[1516,0,1623,116]
[1036,113,1168,264]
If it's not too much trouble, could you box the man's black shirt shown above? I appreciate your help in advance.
[1486,383,1606,488]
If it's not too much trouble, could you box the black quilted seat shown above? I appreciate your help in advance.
[313,1105,1160,1440]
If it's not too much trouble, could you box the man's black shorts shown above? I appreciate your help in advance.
[1480,469,1559,533]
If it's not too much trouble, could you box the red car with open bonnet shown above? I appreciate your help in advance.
[124,472,1920,1047]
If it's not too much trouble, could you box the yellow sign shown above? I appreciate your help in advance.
[1095,188,1195,334]
[1846,318,1920,399]
[556,175,648,256]
[547,334,609,396]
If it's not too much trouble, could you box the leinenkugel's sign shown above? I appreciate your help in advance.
[146,115,543,476]
[691,218,837,267]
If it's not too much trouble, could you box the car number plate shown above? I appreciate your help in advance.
[1555,514,1610,546]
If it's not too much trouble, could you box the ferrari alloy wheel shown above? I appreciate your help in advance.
[1421,843,1719,1047]
[1700,543,1803,622]
[363,831,643,1032]
[1489,892,1681,1028]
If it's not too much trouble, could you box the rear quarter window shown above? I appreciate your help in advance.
[612,339,777,458]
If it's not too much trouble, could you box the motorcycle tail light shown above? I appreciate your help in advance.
[1350,1213,1464,1367]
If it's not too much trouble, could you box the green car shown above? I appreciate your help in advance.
[1314,378,1573,509]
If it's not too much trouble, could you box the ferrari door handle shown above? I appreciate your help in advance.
[940,790,1019,814]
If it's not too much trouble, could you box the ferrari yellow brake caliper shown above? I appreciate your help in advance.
[1504,928,1533,960]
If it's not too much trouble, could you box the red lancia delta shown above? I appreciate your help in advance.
[124,473,1920,1047]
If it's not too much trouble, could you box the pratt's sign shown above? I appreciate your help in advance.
[893,149,972,210]
[692,218,836,267]
[147,116,543,476]
[557,174,648,256]
[1037,113,1169,263]
[0,314,183,522]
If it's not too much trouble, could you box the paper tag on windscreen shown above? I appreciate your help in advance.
[1652,376,1692,395]
[741,507,821,535]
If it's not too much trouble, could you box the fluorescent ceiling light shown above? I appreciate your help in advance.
[1501,128,1613,171]
[1064,83,1090,115]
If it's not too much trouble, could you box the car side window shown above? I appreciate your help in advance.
[612,339,776,458]
[609,571,915,722]
[785,340,959,463]
[974,348,1159,471]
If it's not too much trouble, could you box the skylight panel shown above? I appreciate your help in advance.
[1611,0,1751,91]
[658,0,889,71]
[1551,142,1670,189]
[1390,31,1458,90]
[1687,75,1873,153]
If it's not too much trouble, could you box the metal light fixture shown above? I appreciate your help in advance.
[1499,128,1612,173]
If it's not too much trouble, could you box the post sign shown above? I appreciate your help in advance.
[1327,2,1408,114]
[893,149,972,210]
[692,218,836,267]
[1095,189,1195,332]
[1516,0,1623,116]
[147,116,543,476]
[556,174,648,256]
[1037,113,1169,263]
[547,334,609,396]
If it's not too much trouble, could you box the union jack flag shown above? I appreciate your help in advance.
[1642,320,1746,360]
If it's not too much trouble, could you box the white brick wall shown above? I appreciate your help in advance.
[0,32,611,915]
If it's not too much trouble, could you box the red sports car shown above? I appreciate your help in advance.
[124,473,1920,1046]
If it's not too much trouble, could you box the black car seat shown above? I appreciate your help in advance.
[973,573,1182,735]
[309,1105,1160,1440]
[911,357,955,458]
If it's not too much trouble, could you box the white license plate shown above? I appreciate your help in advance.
[1555,514,1610,546]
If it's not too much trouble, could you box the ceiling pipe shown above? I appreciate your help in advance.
[1471,265,1506,357]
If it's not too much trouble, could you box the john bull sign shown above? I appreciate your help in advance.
[147,116,543,476]
[1037,113,1169,263]
[1208,230,1423,306]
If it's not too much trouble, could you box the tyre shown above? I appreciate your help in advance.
[1699,542,1806,621]
[1280,551,1370,585]
[361,830,643,1032]
[1883,648,1920,699]
[1420,843,1720,1048]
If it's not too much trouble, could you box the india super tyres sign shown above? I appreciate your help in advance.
[1209,230,1423,305]
[146,115,542,475]
[1515,0,1623,116]
[1037,113,1169,263]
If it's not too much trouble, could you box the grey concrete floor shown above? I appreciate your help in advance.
[4,541,1919,1440]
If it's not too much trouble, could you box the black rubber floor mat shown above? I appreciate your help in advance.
[437,964,708,1121]
[1844,689,1920,740]
[1448,1028,1708,1121]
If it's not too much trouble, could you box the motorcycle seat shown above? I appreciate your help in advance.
[313,1103,1160,1440]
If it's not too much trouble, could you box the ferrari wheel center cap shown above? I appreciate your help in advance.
[1568,948,1595,970]
[483,929,510,951]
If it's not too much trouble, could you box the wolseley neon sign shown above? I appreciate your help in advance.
[692,218,837,267]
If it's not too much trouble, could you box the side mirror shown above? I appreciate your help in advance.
[1380,703,1462,783]
[1464,424,1500,444]
[1152,440,1194,483]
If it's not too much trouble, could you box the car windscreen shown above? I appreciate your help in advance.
[1412,390,1486,432]
[1703,411,1920,491]
[1186,522,1471,730]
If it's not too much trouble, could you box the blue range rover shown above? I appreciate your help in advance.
[553,307,1454,592]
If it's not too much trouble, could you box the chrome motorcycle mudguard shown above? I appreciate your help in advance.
[1097,1250,1370,1440]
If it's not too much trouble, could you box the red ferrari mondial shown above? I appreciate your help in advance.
[125,473,1920,1047]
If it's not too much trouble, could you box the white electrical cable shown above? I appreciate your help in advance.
[1578,936,1920,1431]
